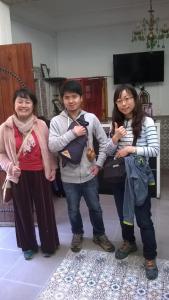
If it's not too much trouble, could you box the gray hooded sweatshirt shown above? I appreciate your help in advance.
[48,110,107,183]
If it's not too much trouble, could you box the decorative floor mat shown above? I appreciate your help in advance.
[37,249,169,300]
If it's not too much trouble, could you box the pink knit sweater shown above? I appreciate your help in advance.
[0,116,57,183]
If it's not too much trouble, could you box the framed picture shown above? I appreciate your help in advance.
[40,63,49,79]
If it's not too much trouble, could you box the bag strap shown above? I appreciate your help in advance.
[16,126,34,159]
[132,136,137,147]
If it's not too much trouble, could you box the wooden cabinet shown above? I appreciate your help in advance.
[0,43,35,224]
[72,77,108,121]
[0,43,35,124]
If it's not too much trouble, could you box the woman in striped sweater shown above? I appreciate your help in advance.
[106,84,159,280]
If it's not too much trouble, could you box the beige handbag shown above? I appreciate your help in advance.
[2,127,34,204]
[2,179,12,203]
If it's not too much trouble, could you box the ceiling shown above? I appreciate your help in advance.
[2,0,169,35]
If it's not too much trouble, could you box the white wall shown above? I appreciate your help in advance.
[11,20,169,117]
[0,1,12,44]
[11,21,58,77]
[56,23,169,117]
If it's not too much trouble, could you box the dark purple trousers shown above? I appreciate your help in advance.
[12,170,59,253]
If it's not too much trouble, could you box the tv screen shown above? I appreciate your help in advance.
[113,51,164,84]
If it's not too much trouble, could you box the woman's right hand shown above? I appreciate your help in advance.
[12,166,21,178]
[112,122,127,144]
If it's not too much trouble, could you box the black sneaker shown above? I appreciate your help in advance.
[93,234,115,252]
[43,252,53,257]
[115,241,137,259]
[71,234,83,252]
[145,259,158,280]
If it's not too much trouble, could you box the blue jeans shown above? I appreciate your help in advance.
[62,177,105,236]
[113,182,157,260]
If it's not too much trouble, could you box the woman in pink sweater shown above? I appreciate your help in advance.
[0,88,59,260]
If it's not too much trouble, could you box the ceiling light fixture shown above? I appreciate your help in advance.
[131,0,169,50]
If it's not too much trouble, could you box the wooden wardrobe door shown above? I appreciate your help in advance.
[0,43,35,123]
[0,43,35,224]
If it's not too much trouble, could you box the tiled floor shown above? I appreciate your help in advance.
[0,170,169,300]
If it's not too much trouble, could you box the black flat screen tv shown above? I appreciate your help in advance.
[113,51,164,85]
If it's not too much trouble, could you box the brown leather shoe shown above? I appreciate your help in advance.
[93,234,115,252]
[145,259,158,280]
[71,234,83,252]
[115,240,137,259]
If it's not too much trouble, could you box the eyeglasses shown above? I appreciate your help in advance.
[116,97,133,105]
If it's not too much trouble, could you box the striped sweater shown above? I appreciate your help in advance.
[106,116,159,157]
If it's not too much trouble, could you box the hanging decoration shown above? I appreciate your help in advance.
[131,0,169,50]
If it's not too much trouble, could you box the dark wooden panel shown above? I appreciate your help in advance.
[0,43,35,221]
[71,77,107,121]
[0,43,35,124]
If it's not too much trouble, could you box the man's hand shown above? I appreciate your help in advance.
[73,125,86,137]
[90,165,100,176]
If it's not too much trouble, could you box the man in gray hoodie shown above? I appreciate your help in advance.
[49,80,115,253]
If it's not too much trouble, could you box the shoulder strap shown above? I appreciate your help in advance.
[132,136,137,146]
[17,126,34,159]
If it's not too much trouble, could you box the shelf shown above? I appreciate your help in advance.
[44,77,66,83]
